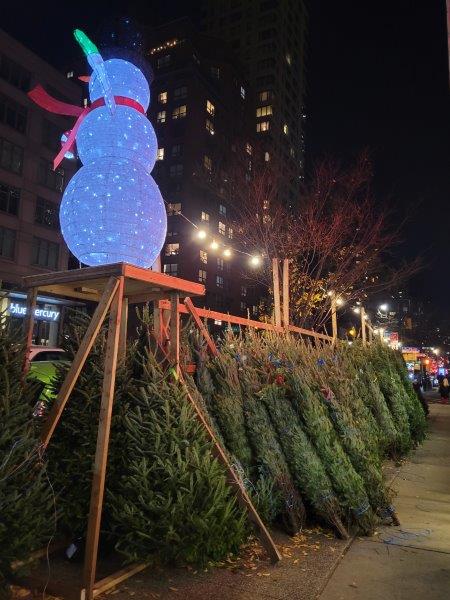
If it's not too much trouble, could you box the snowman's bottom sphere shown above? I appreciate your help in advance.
[60,160,167,268]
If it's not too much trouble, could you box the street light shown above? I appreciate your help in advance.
[210,240,219,250]
[250,255,261,267]
[197,229,207,240]
[379,303,388,312]
[223,248,232,258]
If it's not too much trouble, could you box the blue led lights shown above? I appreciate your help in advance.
[60,47,166,268]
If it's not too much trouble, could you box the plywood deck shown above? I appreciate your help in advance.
[22,263,205,303]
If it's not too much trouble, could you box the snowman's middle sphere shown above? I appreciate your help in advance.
[77,106,157,173]
[60,159,167,268]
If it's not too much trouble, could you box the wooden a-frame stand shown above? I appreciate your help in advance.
[19,263,280,600]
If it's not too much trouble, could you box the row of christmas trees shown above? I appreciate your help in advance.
[0,310,427,597]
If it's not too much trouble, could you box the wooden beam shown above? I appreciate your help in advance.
[159,300,284,334]
[331,296,338,343]
[288,325,333,342]
[169,292,180,375]
[118,296,128,362]
[180,376,281,563]
[361,306,367,347]
[123,264,205,297]
[282,258,289,330]
[91,563,148,598]
[184,297,219,356]
[40,277,119,449]
[272,258,281,328]
[22,287,37,376]
[153,337,281,564]
[83,277,124,599]
[159,300,332,341]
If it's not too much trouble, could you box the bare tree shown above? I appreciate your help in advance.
[225,149,420,331]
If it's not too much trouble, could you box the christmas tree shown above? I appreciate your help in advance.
[0,314,53,598]
[109,348,246,565]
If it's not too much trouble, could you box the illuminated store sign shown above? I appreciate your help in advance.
[8,302,60,322]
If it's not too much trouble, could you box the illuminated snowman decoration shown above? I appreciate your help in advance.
[30,30,167,268]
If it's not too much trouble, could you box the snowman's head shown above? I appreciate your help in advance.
[89,58,150,111]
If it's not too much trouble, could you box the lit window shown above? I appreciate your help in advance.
[264,151,271,162]
[200,250,208,264]
[165,242,179,256]
[256,121,270,132]
[206,100,215,116]
[157,55,171,69]
[216,275,224,288]
[163,263,178,275]
[227,227,233,239]
[158,91,168,104]
[171,144,182,157]
[241,286,247,297]
[157,111,166,123]
[290,147,295,157]
[169,164,183,177]
[167,202,181,215]
[66,71,74,79]
[174,86,187,100]
[157,148,164,161]
[214,319,222,325]
[286,53,292,66]
[256,105,273,117]
[172,105,187,119]
[199,269,207,283]
[283,123,289,134]
[218,221,226,236]
[217,257,224,271]
[219,204,227,216]
[210,66,220,79]
[201,211,210,222]
[240,85,246,99]
[240,301,246,311]
[245,143,253,155]
[206,119,215,135]
[258,90,271,102]
[204,155,212,172]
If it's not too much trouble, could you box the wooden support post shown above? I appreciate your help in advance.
[22,287,38,376]
[40,277,119,449]
[368,323,373,344]
[118,296,128,362]
[180,376,281,563]
[83,277,124,599]
[282,258,289,330]
[331,296,338,344]
[184,297,219,357]
[361,306,367,347]
[169,292,180,375]
[153,301,161,345]
[272,258,281,328]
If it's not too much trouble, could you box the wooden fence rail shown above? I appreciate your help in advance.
[158,300,334,342]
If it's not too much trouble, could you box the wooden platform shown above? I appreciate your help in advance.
[22,262,205,303]
[19,263,280,599]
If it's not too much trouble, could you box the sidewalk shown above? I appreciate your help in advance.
[320,403,450,600]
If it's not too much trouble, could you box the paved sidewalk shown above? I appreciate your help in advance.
[320,403,450,600]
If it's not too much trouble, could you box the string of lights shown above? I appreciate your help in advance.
[162,199,263,267]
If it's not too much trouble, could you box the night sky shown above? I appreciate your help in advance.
[2,0,449,312]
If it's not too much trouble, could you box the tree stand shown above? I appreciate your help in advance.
[19,263,280,600]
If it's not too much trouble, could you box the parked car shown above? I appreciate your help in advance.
[28,346,67,404]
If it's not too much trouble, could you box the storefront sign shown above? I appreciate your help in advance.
[8,302,60,322]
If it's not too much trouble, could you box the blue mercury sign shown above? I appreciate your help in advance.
[8,302,60,322]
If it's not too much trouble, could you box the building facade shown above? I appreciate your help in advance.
[201,0,308,205]
[146,19,255,315]
[0,29,81,345]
